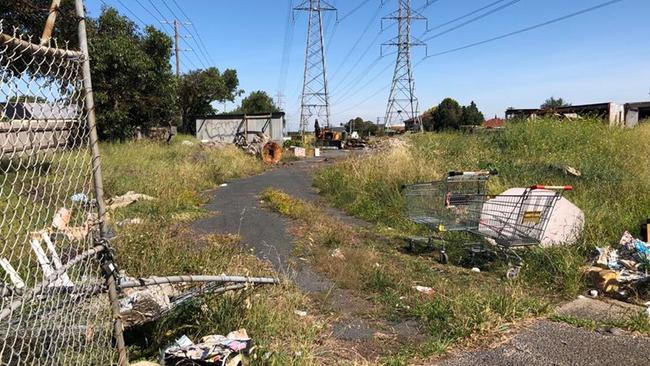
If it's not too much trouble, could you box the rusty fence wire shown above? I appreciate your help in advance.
[0,16,118,364]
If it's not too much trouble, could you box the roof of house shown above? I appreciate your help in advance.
[484,118,505,129]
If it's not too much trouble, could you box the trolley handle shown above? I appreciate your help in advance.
[448,169,498,177]
[530,184,573,191]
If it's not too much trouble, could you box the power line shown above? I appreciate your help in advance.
[425,0,508,33]
[422,0,522,42]
[160,0,211,68]
[335,0,625,119]
[133,0,165,24]
[147,0,169,23]
[338,0,373,22]
[110,0,148,27]
[329,2,384,82]
[279,0,296,94]
[333,53,394,105]
[330,26,392,94]
[421,0,624,60]
[170,0,216,66]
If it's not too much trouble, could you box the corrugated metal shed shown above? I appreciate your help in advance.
[196,112,286,144]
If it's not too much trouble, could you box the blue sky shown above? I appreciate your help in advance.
[87,0,650,130]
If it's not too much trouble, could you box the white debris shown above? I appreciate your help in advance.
[330,248,345,260]
[413,285,435,296]
[294,310,308,317]
[106,191,155,210]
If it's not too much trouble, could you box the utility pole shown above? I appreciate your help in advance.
[383,0,427,132]
[163,19,193,79]
[294,0,337,139]
[174,19,181,79]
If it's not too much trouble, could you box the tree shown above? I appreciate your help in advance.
[430,98,463,131]
[0,1,78,46]
[179,68,240,133]
[541,97,571,110]
[235,91,279,115]
[460,101,485,126]
[86,8,179,140]
[344,117,378,136]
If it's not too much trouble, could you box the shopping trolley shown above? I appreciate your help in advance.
[476,184,573,278]
[404,171,572,278]
[402,170,496,264]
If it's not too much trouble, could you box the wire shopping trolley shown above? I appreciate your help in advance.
[402,170,496,264]
[404,171,572,278]
[476,185,573,278]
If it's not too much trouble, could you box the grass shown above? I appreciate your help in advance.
[551,311,650,334]
[314,119,650,294]
[262,189,555,363]
[101,135,265,223]
[100,136,327,365]
[263,119,650,362]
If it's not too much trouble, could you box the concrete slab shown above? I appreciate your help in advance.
[555,296,645,323]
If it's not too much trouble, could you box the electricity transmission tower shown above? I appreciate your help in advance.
[294,0,336,137]
[382,0,427,131]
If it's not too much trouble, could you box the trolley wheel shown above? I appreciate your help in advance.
[439,251,449,265]
[506,266,521,280]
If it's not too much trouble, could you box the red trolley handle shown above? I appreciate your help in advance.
[448,169,498,177]
[530,185,573,191]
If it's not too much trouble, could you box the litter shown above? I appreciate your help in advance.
[119,283,175,327]
[181,140,194,146]
[106,191,155,210]
[164,329,252,365]
[116,218,143,227]
[564,166,582,177]
[413,286,435,296]
[220,183,228,187]
[52,208,71,231]
[294,310,308,317]
[71,193,90,204]
[589,232,650,301]
[330,248,345,260]
[471,267,481,273]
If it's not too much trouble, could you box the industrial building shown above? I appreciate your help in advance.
[505,101,650,127]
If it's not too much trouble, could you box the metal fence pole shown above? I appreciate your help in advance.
[74,0,128,364]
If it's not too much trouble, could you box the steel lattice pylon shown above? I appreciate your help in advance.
[295,0,336,137]
[383,0,427,131]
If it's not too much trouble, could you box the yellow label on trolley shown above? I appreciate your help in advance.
[522,211,542,224]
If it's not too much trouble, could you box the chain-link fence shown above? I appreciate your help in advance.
[0,10,118,365]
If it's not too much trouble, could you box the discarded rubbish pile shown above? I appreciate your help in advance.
[118,275,279,328]
[235,132,282,164]
[588,231,650,302]
[164,329,252,366]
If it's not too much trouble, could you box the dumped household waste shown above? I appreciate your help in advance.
[119,282,177,327]
[164,329,252,366]
[118,275,279,327]
[235,132,282,164]
[588,231,650,302]
[106,191,155,210]
[479,187,585,247]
